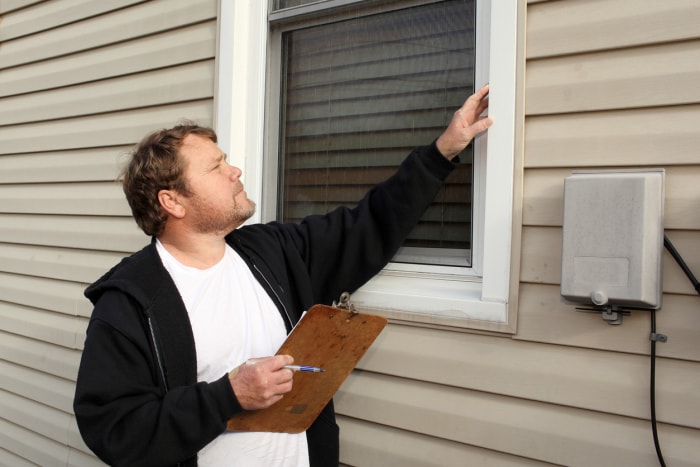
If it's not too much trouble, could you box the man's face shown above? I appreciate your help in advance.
[177,134,256,234]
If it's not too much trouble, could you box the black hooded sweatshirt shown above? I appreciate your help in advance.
[73,143,455,466]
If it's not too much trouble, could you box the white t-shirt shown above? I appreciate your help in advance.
[156,240,309,467]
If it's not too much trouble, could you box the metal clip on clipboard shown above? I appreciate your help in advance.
[332,291,358,314]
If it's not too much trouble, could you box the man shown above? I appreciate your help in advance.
[73,85,492,466]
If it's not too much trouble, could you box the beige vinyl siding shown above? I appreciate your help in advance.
[0,0,218,465]
[335,0,700,466]
[516,0,699,464]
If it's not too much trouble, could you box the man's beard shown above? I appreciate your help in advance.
[190,195,256,235]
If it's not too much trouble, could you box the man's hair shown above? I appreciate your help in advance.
[121,123,218,236]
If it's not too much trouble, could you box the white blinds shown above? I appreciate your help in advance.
[279,0,476,254]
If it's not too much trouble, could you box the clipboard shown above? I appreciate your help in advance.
[226,295,387,433]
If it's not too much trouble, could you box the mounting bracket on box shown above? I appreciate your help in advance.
[575,305,630,325]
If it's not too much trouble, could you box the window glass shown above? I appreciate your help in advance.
[277,0,476,267]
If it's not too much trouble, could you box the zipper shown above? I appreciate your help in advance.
[252,262,294,330]
[229,237,295,330]
[146,312,169,392]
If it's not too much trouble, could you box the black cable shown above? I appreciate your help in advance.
[650,310,666,467]
[664,235,700,294]
[652,234,700,466]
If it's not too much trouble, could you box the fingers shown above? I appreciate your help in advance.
[474,94,489,117]
[462,84,489,114]
[462,84,490,120]
[435,85,493,160]
[473,83,489,102]
[230,355,295,410]
[245,354,294,370]
[473,115,494,135]
[474,83,489,98]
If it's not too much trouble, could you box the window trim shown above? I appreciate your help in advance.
[215,0,520,333]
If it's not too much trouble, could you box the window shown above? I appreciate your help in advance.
[277,1,476,268]
[216,0,519,332]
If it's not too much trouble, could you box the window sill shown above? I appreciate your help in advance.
[351,266,512,333]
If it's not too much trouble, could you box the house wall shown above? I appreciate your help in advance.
[0,0,218,465]
[335,0,700,466]
[0,0,699,466]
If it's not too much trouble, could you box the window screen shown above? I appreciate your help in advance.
[277,0,476,266]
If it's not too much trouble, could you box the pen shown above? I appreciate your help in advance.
[284,365,325,373]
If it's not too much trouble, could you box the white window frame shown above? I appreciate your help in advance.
[215,0,518,332]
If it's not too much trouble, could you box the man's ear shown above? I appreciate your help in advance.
[158,189,186,219]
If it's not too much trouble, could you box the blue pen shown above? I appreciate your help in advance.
[284,365,325,373]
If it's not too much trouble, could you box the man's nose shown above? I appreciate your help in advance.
[228,164,242,180]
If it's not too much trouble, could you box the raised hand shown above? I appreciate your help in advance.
[436,84,494,160]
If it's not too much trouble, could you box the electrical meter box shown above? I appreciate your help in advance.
[560,169,664,309]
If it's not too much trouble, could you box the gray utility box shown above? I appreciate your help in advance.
[560,169,665,309]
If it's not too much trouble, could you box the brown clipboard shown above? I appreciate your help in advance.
[226,300,387,433]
